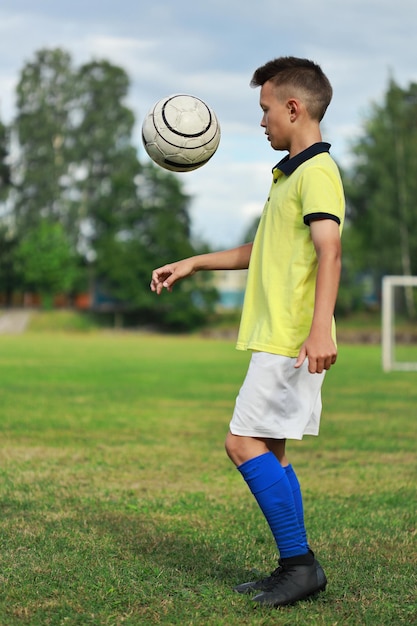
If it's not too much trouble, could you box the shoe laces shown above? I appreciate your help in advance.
[257,565,284,591]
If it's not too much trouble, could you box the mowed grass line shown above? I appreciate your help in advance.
[0,333,416,625]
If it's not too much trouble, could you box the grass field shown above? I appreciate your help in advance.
[0,331,416,625]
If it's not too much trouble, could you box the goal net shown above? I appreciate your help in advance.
[382,275,417,372]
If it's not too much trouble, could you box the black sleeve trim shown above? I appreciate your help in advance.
[304,212,341,226]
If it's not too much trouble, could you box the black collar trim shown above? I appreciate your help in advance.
[273,142,331,177]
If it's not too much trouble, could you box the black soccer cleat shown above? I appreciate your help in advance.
[251,558,327,607]
[233,564,284,595]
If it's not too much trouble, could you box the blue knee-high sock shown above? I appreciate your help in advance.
[237,451,309,559]
[284,464,309,549]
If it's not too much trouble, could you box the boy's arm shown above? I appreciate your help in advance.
[295,219,342,374]
[150,243,253,295]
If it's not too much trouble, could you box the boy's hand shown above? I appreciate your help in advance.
[294,334,337,374]
[150,258,196,294]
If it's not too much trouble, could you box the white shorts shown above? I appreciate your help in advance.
[229,352,325,440]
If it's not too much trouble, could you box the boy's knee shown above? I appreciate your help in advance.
[225,431,252,466]
[225,431,239,463]
[225,431,268,467]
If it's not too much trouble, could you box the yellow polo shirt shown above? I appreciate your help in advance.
[236,143,345,357]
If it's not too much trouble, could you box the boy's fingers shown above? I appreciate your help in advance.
[150,267,174,293]
[294,345,307,369]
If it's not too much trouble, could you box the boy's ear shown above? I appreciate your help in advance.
[287,98,302,121]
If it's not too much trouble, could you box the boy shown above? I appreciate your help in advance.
[150,56,345,607]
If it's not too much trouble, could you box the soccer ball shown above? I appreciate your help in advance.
[141,94,221,172]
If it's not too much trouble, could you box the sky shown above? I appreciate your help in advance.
[0,1,416,249]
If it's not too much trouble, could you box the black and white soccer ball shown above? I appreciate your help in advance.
[141,94,221,172]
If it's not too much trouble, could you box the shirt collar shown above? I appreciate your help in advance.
[272,142,331,180]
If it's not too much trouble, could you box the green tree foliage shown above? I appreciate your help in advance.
[0,227,19,305]
[15,219,79,307]
[6,47,216,329]
[344,78,417,282]
[94,163,218,329]
[0,116,16,304]
[0,119,10,200]
[71,60,141,258]
[14,49,75,232]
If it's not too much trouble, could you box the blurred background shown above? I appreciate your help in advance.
[0,0,417,334]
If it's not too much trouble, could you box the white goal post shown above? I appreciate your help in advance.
[382,275,417,372]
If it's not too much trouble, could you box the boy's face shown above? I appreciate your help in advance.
[259,80,291,151]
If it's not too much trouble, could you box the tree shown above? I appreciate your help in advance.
[0,118,10,200]
[70,60,142,259]
[0,117,18,305]
[0,227,20,305]
[15,220,79,308]
[70,60,216,328]
[94,162,218,330]
[14,48,75,233]
[10,47,216,327]
[344,78,417,314]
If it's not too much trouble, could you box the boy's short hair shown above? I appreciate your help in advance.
[251,56,333,121]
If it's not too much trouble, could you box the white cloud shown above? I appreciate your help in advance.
[184,160,271,248]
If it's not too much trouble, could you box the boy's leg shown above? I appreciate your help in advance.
[226,433,326,606]
[225,434,308,558]
[226,353,327,605]
[237,450,309,558]
[283,464,308,548]
[266,439,309,548]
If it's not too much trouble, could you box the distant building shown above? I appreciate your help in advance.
[214,269,247,310]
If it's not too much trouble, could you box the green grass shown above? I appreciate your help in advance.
[0,333,416,625]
